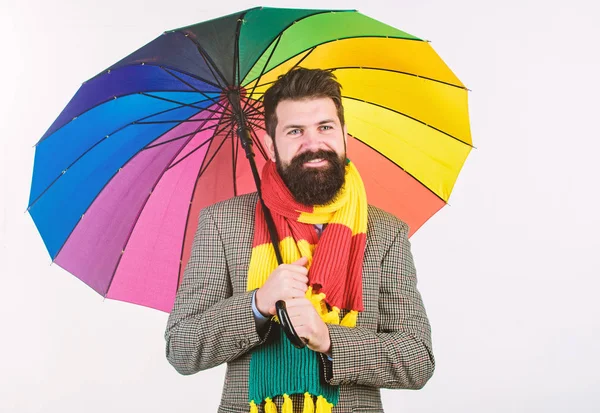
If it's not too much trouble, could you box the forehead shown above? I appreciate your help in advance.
[275,97,339,127]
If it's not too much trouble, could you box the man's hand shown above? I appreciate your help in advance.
[255,257,309,316]
[284,297,331,354]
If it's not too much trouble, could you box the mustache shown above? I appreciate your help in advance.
[290,149,340,166]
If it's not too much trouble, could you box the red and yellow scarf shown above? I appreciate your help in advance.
[247,159,368,413]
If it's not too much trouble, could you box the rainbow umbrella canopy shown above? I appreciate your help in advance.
[28,7,472,312]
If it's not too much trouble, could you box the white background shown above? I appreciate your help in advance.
[2,0,600,412]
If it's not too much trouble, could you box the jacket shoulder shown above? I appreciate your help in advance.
[366,205,411,254]
[203,192,259,219]
[367,204,409,233]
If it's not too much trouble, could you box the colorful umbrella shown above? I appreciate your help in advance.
[28,7,472,314]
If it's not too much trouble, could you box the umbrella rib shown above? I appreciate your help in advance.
[84,61,224,90]
[289,45,316,71]
[241,9,346,86]
[244,45,318,94]
[250,52,464,97]
[197,127,235,178]
[245,117,264,127]
[242,33,283,114]
[348,133,449,204]
[241,117,268,159]
[47,107,216,263]
[330,66,467,90]
[160,67,231,114]
[103,111,220,296]
[231,0,247,199]
[135,119,224,125]
[241,96,265,117]
[232,125,238,196]
[174,110,232,290]
[247,125,270,161]
[234,9,251,87]
[247,79,276,93]
[242,43,317,106]
[35,89,222,148]
[244,117,265,132]
[185,36,230,87]
[141,93,232,121]
[242,34,424,87]
[27,98,217,210]
[166,117,235,172]
[141,92,223,112]
[143,123,220,150]
[244,116,265,127]
[244,109,265,121]
[342,96,474,148]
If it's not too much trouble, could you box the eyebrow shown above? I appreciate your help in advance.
[282,119,336,131]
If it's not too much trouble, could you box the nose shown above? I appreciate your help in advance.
[301,128,322,151]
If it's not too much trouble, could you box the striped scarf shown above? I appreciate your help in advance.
[247,159,368,413]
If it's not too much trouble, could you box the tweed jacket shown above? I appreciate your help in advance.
[165,192,434,413]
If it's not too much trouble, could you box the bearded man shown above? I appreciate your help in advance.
[165,68,435,413]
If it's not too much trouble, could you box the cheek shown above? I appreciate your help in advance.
[283,143,302,159]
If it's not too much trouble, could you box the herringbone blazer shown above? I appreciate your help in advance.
[165,192,434,413]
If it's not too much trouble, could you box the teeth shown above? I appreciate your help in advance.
[308,158,323,163]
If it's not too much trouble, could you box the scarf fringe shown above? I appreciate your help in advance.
[303,392,315,413]
[249,394,331,413]
[341,310,358,328]
[265,398,277,413]
[282,394,293,413]
[316,396,334,413]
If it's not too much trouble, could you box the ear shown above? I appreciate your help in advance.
[263,132,276,161]
[343,125,348,144]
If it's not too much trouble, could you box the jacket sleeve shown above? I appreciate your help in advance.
[321,220,435,389]
[164,207,271,375]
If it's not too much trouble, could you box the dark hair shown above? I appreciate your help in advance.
[263,68,345,139]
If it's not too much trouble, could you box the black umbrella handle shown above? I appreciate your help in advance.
[276,300,307,349]
[234,119,305,349]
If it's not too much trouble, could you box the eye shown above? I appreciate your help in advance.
[320,125,333,131]
[288,129,301,136]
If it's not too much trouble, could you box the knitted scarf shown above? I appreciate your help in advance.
[246,159,368,413]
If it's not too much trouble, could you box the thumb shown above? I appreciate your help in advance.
[292,256,308,266]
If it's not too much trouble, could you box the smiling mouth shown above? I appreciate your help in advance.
[304,158,328,166]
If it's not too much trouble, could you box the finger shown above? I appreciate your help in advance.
[288,318,314,343]
[289,280,309,294]
[284,297,312,309]
[288,308,309,322]
[286,310,307,328]
[274,268,308,284]
[289,272,309,284]
[283,290,306,300]
[281,264,309,277]
[292,256,308,266]
[293,326,306,340]
[281,256,308,270]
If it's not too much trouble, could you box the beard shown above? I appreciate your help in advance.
[275,148,346,206]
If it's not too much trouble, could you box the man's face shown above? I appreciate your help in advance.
[264,97,348,206]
